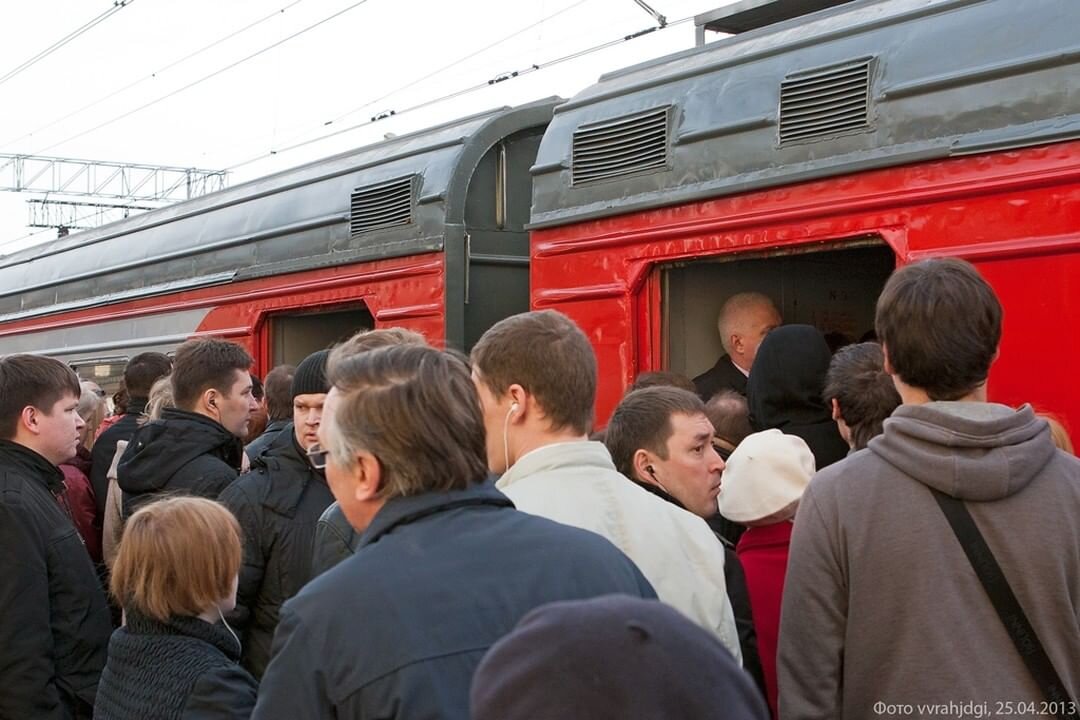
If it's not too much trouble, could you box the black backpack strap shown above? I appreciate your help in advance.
[930,487,1079,720]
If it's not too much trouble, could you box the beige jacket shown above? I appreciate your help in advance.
[102,439,127,570]
[778,403,1080,719]
[497,441,741,661]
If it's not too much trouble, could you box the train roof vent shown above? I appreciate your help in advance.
[349,176,415,236]
[572,107,670,186]
[779,59,872,144]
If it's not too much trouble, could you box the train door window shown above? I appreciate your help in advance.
[270,306,374,367]
[662,241,896,381]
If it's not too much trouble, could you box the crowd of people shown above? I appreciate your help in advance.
[1,257,1078,720]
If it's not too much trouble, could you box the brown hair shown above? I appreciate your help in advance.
[823,342,901,450]
[0,355,82,440]
[605,387,706,479]
[110,497,241,622]
[123,352,173,398]
[628,371,696,394]
[471,310,596,435]
[171,339,253,410]
[78,382,107,449]
[705,390,753,447]
[875,258,1002,401]
[326,345,488,499]
[263,365,296,421]
[328,327,428,378]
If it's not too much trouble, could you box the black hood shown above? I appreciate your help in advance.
[118,408,243,494]
[747,324,848,470]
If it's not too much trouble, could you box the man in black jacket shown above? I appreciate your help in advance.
[219,350,334,678]
[0,354,113,720]
[118,338,257,517]
[693,292,781,400]
[244,363,296,460]
[252,344,657,720]
[89,352,172,518]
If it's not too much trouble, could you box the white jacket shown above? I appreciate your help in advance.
[497,441,741,662]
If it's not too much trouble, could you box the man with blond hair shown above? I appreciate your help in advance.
[252,344,654,720]
[693,292,781,400]
[471,310,741,659]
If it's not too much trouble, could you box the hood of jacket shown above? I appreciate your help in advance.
[118,408,243,494]
[747,325,848,468]
[868,402,1056,501]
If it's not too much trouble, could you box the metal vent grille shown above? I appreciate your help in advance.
[780,60,872,144]
[349,176,414,236]
[572,107,669,185]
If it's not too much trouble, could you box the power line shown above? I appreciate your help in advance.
[225,13,692,172]
[0,0,134,89]
[29,0,375,157]
[1,0,306,150]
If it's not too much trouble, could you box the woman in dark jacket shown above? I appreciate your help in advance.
[95,496,257,720]
[747,324,849,470]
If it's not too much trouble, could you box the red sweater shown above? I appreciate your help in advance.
[736,520,794,720]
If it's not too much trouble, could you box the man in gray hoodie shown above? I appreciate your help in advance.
[778,258,1080,720]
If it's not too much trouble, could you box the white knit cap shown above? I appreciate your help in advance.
[718,429,816,523]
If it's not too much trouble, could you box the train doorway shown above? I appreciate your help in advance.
[269,305,374,367]
[661,240,896,381]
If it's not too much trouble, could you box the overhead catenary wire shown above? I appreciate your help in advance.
[1,0,307,150]
[225,13,693,172]
[27,0,375,158]
[0,0,134,90]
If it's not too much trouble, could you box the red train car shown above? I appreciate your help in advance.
[528,0,1080,431]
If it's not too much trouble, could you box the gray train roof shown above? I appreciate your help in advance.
[530,0,1080,228]
[0,97,559,322]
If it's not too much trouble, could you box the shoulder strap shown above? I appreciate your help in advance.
[930,487,1079,720]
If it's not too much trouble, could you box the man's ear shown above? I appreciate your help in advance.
[201,387,221,415]
[19,405,40,436]
[729,333,744,355]
[632,448,657,485]
[353,451,383,502]
[830,398,843,422]
[881,343,895,376]
[507,383,528,425]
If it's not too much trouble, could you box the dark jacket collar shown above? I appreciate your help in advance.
[633,478,685,509]
[0,438,64,494]
[126,397,149,416]
[250,423,325,517]
[124,607,241,660]
[359,480,512,549]
[263,418,289,433]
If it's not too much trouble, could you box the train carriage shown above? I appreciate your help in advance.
[0,98,557,393]
[528,0,1080,429]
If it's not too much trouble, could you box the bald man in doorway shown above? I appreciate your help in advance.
[693,293,781,401]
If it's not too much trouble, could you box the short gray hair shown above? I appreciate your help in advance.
[717,292,778,354]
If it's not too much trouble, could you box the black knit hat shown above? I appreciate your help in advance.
[290,350,330,400]
[470,595,768,720]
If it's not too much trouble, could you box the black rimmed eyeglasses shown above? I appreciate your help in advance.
[306,443,329,470]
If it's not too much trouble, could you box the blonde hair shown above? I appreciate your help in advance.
[78,382,106,449]
[1039,413,1075,455]
[110,497,241,622]
[145,375,175,421]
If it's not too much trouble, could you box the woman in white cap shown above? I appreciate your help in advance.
[718,428,815,720]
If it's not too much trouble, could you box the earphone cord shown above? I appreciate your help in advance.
[218,606,241,649]
[503,404,516,472]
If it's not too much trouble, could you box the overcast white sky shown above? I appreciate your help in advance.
[0,0,734,255]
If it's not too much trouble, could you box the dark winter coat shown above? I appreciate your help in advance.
[89,398,147,517]
[0,439,112,720]
[117,408,243,518]
[309,501,359,578]
[218,425,335,679]
[251,481,656,720]
[693,353,748,400]
[243,418,289,462]
[747,325,848,470]
[634,480,767,700]
[94,609,257,720]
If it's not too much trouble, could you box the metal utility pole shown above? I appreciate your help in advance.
[0,152,227,234]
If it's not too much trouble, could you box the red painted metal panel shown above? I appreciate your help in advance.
[533,141,1080,432]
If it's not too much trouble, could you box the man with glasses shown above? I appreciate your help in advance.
[218,349,334,679]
